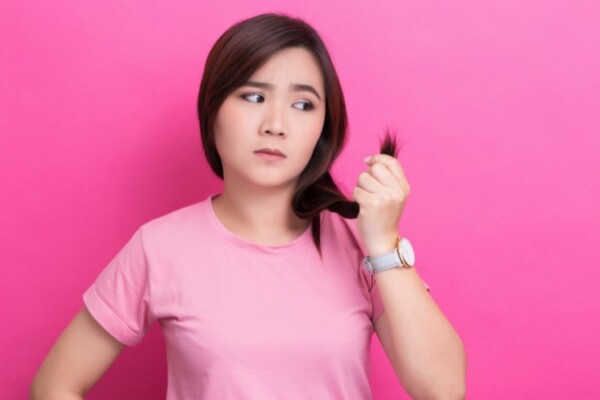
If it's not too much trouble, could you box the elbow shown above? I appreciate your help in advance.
[438,349,467,399]
[419,382,465,400]
[436,384,466,400]
[429,347,467,400]
[30,377,83,400]
[438,355,467,399]
[30,378,51,400]
[437,335,467,400]
[406,375,466,400]
[411,385,466,400]
[30,381,48,400]
[30,373,45,400]
[30,369,53,400]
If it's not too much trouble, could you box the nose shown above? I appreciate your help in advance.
[260,101,286,137]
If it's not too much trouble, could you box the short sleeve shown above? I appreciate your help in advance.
[83,227,155,346]
[336,215,431,325]
[369,274,385,323]
[336,215,388,324]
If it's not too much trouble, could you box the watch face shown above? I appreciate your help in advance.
[399,238,415,266]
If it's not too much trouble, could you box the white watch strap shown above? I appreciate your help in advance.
[363,248,402,273]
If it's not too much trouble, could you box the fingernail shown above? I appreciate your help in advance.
[363,156,371,163]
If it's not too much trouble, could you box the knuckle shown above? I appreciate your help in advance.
[372,197,383,207]
[372,163,384,173]
[358,172,369,183]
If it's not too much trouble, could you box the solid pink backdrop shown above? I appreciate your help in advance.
[2,1,599,399]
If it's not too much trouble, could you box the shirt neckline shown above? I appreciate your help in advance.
[203,193,314,255]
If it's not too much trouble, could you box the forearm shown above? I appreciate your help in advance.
[370,241,466,399]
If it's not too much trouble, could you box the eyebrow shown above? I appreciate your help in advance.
[242,80,322,101]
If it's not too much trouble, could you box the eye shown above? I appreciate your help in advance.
[240,93,314,111]
[293,101,314,111]
[241,93,264,103]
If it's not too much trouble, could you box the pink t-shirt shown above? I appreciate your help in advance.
[83,193,430,399]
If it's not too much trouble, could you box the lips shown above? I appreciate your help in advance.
[254,147,286,157]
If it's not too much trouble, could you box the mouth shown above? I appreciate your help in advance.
[253,148,287,158]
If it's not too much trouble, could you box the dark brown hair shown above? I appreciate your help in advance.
[197,12,400,258]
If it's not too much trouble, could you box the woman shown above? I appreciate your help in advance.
[31,12,466,399]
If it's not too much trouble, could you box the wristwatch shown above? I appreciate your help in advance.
[363,236,415,274]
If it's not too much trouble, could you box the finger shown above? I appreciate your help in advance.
[365,154,407,183]
[357,169,387,194]
[352,185,367,203]
[352,185,376,206]
[367,161,400,189]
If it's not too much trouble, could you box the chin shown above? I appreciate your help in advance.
[248,173,299,188]
[225,163,301,187]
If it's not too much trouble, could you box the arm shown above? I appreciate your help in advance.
[370,238,467,400]
[30,305,126,399]
[354,153,466,399]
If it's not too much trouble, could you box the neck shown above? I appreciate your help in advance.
[211,177,309,240]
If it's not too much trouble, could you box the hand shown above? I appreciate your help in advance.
[352,154,411,257]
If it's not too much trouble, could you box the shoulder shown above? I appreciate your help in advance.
[143,201,203,230]
[321,209,367,257]
[137,200,206,249]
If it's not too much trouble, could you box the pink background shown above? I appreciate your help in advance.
[2,1,599,399]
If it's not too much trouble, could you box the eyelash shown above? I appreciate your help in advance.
[240,93,314,111]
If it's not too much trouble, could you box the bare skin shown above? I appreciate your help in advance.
[30,47,326,398]
[30,306,125,399]
[210,47,326,245]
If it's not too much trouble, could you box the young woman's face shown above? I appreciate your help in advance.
[213,47,326,190]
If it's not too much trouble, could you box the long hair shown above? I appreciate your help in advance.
[197,12,400,258]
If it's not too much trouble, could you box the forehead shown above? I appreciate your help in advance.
[248,47,324,92]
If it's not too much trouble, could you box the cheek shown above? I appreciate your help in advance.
[213,122,238,163]
[295,132,322,163]
[216,106,257,141]
[214,106,243,148]
[307,118,324,147]
[298,114,324,147]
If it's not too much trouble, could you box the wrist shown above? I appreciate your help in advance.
[366,235,399,258]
